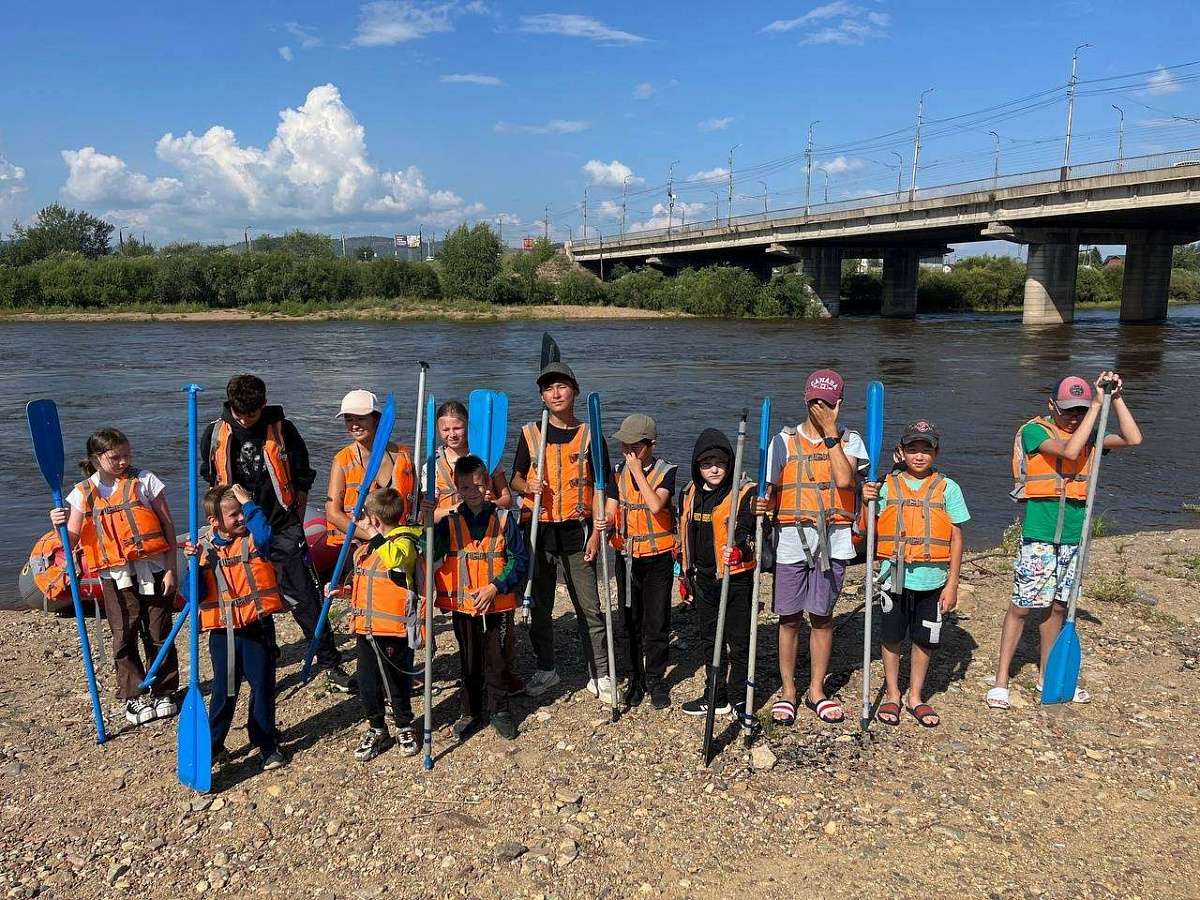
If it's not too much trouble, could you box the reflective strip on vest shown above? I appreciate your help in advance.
[212,419,294,509]
[679,481,755,578]
[521,422,592,522]
[776,432,856,527]
[877,473,952,576]
[618,459,676,557]
[79,477,167,568]
[351,544,418,636]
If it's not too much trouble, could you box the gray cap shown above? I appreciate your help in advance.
[613,413,657,444]
[536,361,579,390]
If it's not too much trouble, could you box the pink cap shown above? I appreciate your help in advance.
[804,369,844,404]
[1053,376,1092,410]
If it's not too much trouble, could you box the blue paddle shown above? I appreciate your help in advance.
[140,605,186,691]
[860,381,885,731]
[301,393,398,684]
[468,389,509,476]
[421,392,437,771]
[1043,383,1113,705]
[26,399,107,744]
[742,397,771,744]
[587,391,620,723]
[177,383,212,792]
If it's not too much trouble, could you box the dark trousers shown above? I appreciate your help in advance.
[452,612,509,720]
[209,618,279,758]
[525,524,608,678]
[694,570,752,706]
[271,521,339,668]
[355,634,413,730]
[100,572,179,700]
[614,551,673,683]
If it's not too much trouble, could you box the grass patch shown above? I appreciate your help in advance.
[1090,511,1114,538]
[1000,519,1023,556]
[1179,553,1200,583]
[1087,574,1137,605]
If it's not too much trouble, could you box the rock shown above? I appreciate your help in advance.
[326,819,342,837]
[930,825,964,842]
[1134,591,1158,606]
[493,841,528,863]
[4,760,25,778]
[190,797,212,813]
[106,859,131,884]
[209,798,225,812]
[265,785,282,798]
[750,745,777,771]
[194,880,209,894]
[555,789,583,806]
[1135,789,1156,801]
[823,821,838,836]
[1084,748,1109,761]
[555,839,579,867]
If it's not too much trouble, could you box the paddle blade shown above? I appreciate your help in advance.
[359,394,397,507]
[424,394,437,494]
[540,332,561,368]
[586,392,605,491]
[755,397,772,496]
[865,381,885,482]
[468,389,508,474]
[27,400,66,496]
[177,685,212,792]
[1041,622,1082,705]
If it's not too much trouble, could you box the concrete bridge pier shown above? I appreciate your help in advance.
[881,249,920,318]
[1023,242,1079,325]
[802,247,842,317]
[1120,236,1173,323]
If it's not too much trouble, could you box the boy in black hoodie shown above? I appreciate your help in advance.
[677,428,757,718]
[200,374,352,692]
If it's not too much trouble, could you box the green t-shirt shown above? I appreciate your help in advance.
[877,473,970,592]
[1019,422,1085,545]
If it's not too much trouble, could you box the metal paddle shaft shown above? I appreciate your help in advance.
[1043,384,1113,705]
[860,380,886,731]
[520,407,551,619]
[301,392,398,683]
[177,383,212,792]
[468,389,509,634]
[411,363,429,524]
[742,397,771,745]
[421,393,437,770]
[26,400,107,745]
[704,410,748,766]
[141,603,187,690]
[587,392,620,723]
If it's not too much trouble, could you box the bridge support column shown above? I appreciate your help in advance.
[1023,242,1078,325]
[881,249,920,318]
[1120,237,1172,323]
[802,247,841,317]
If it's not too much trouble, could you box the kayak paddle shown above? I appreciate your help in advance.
[26,399,107,744]
[141,603,187,690]
[587,391,620,723]
[468,389,509,477]
[860,380,885,731]
[421,392,437,770]
[521,336,559,620]
[742,397,771,745]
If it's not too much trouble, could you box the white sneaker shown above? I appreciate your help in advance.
[594,676,616,705]
[124,698,156,726]
[153,695,178,720]
[525,669,561,697]
[585,677,599,697]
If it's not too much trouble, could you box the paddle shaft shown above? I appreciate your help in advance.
[520,407,551,615]
[860,499,878,731]
[422,393,436,770]
[741,512,765,743]
[410,364,428,524]
[1063,388,1113,624]
[141,603,187,690]
[56,514,108,744]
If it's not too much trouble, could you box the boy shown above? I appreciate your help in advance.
[987,372,1142,709]
[760,369,867,726]
[610,414,677,710]
[862,420,968,728]
[183,484,288,771]
[201,374,353,693]
[434,455,530,741]
[349,488,423,761]
[510,361,618,703]
[678,428,757,718]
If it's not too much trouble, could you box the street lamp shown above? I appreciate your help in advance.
[667,159,679,236]
[711,190,721,224]
[890,151,903,194]
[621,175,630,236]
[1063,42,1093,172]
[758,180,769,217]
[820,168,830,204]
[910,88,934,200]
[727,143,741,227]
[804,120,820,215]
[1112,104,1125,171]
[990,130,1001,183]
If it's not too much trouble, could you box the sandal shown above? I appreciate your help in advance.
[906,702,940,728]
[770,698,797,726]
[876,701,902,726]
[803,694,845,724]
[395,725,419,757]
[985,687,1010,710]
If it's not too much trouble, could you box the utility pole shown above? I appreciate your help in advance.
[910,88,934,201]
[496,216,503,243]
[244,227,250,253]
[667,160,679,236]
[341,233,347,258]
[582,187,589,242]
[990,131,1001,182]
[821,169,829,204]
[758,180,768,217]
[711,190,721,224]
[596,229,604,281]
[727,143,740,227]
[890,152,903,195]
[621,176,629,237]
[1063,42,1092,173]
[119,228,124,249]
[1112,104,1125,172]
[544,205,550,242]
[804,120,820,216]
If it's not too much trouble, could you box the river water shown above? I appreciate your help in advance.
[2,307,1197,605]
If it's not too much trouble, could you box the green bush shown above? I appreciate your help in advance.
[757,272,818,318]
[0,265,44,307]
[84,256,157,305]
[154,253,210,306]
[439,224,502,301]
[672,266,760,317]
[1076,265,1118,304]
[917,270,961,311]
[841,271,881,314]
[608,267,668,310]
[556,270,607,306]
[1169,267,1200,303]
[361,258,440,300]
[484,274,527,306]
[34,257,92,306]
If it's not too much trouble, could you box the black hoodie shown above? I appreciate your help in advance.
[679,428,756,576]
[200,403,315,530]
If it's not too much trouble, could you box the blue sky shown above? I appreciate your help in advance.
[1,1,1197,248]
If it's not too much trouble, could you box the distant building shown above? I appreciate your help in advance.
[1104,255,1125,268]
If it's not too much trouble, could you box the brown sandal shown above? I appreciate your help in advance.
[876,701,901,726]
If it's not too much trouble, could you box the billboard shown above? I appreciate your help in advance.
[522,237,535,251]
[394,234,404,248]
[407,235,422,248]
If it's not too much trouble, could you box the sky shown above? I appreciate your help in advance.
[1,1,1198,250]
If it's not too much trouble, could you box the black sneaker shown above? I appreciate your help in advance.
[623,679,646,709]
[649,680,671,710]
[452,716,483,740]
[262,748,291,771]
[355,727,394,762]
[325,666,356,694]
[680,695,731,717]
[491,711,518,741]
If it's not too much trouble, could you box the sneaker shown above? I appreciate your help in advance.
[325,666,356,694]
[262,748,291,771]
[524,669,560,697]
[680,695,731,717]
[153,695,178,720]
[452,716,484,740]
[623,679,646,709]
[506,671,527,696]
[124,697,156,726]
[649,680,671,710]
[395,726,419,757]
[593,676,617,705]
[491,711,518,741]
[353,727,392,761]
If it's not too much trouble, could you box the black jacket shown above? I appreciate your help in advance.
[679,428,756,576]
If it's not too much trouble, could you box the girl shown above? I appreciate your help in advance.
[425,400,513,521]
[49,428,180,726]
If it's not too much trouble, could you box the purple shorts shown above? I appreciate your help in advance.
[772,559,847,619]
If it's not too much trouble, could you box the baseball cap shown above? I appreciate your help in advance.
[536,361,579,391]
[336,389,380,418]
[613,414,657,444]
[899,419,940,449]
[1052,376,1093,410]
[804,369,845,404]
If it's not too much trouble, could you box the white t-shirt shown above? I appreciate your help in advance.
[766,424,867,565]
[66,470,171,587]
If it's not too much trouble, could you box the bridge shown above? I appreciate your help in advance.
[566,149,1200,324]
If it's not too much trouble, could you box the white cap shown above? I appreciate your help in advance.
[336,389,380,418]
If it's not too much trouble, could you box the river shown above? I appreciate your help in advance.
[2,307,1197,605]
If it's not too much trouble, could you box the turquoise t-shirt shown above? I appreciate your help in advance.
[877,472,970,592]
[1019,422,1086,545]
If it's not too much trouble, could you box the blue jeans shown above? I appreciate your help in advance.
[209,618,279,758]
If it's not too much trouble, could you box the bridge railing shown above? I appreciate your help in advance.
[570,147,1200,252]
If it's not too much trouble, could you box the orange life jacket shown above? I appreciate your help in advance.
[519,421,593,523]
[326,441,415,546]
[197,534,285,632]
[350,534,420,638]
[773,429,857,528]
[26,530,83,602]
[679,481,756,577]
[613,459,676,557]
[1011,417,1093,502]
[875,473,953,565]
[433,447,459,513]
[74,475,171,571]
[210,419,294,510]
[434,509,519,615]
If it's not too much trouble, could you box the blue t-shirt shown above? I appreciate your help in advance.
[877,473,969,592]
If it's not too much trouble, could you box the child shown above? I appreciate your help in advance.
[183,484,288,771]
[609,414,677,710]
[433,455,529,741]
[348,488,423,761]
[987,372,1142,710]
[862,420,969,728]
[201,374,353,693]
[426,400,513,522]
[510,361,618,703]
[50,428,180,726]
[760,369,867,726]
[677,428,756,718]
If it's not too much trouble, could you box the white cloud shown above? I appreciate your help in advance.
[440,73,503,86]
[596,199,623,219]
[284,21,322,48]
[1147,66,1181,96]
[763,3,889,45]
[278,46,294,62]
[689,166,729,182]
[57,84,483,238]
[582,159,642,187]
[629,200,707,231]
[818,155,865,175]
[351,1,481,46]
[494,119,591,135]
[519,14,647,45]
[698,116,734,132]
[633,82,655,100]
[0,155,29,227]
